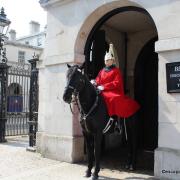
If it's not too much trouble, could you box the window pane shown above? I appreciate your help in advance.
[18,51,25,64]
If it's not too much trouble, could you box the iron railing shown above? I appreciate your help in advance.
[5,63,31,136]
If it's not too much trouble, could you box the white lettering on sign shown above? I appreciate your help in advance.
[175,66,180,72]
[170,74,180,78]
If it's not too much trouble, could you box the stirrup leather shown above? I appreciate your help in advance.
[114,118,123,134]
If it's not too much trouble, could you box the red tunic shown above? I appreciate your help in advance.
[95,67,140,118]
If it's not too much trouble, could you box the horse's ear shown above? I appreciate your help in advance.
[79,62,85,70]
[67,64,71,68]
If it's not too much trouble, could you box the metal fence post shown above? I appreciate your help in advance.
[28,57,39,147]
[0,7,11,142]
[0,63,9,142]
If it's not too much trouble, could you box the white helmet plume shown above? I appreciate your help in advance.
[104,43,115,61]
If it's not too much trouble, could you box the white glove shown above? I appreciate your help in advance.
[97,85,104,91]
[90,79,97,85]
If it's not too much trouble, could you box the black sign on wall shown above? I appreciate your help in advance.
[166,62,180,93]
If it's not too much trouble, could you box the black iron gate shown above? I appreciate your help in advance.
[6,63,31,136]
[0,55,39,147]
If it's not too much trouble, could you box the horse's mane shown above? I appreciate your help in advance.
[66,65,78,80]
[82,72,97,95]
[67,65,97,94]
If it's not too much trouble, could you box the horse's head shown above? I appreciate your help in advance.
[63,64,85,104]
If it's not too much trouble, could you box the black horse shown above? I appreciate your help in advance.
[63,64,138,180]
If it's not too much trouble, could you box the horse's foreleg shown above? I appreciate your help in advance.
[93,133,103,180]
[84,134,94,177]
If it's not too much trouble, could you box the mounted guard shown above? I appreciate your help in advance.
[91,44,140,118]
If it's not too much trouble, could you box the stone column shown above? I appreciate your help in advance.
[155,38,180,180]
[37,1,85,162]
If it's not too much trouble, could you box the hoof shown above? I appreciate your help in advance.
[125,164,130,170]
[85,170,91,178]
[125,164,136,171]
[84,171,91,178]
[129,164,136,171]
[91,174,98,180]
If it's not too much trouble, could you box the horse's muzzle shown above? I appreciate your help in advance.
[63,91,72,104]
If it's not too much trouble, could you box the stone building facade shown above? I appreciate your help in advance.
[38,0,180,179]
[6,20,45,64]
[16,21,46,48]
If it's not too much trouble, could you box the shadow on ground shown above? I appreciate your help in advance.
[3,136,29,148]
[80,146,156,179]
[101,147,154,175]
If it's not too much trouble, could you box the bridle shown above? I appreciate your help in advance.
[64,83,80,113]
[65,78,99,117]
[65,73,99,132]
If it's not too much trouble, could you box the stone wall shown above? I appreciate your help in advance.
[38,0,180,178]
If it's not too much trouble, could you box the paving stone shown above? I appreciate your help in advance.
[0,136,157,180]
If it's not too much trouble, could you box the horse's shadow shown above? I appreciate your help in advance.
[101,146,154,172]
[79,147,155,180]
[98,176,121,180]
[125,178,157,180]
[98,177,156,180]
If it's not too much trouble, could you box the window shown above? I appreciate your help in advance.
[18,51,25,64]
[37,37,42,46]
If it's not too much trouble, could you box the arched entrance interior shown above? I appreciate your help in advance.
[134,37,158,151]
[84,6,158,170]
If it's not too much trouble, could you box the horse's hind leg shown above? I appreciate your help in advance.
[126,114,137,170]
[125,121,133,170]
[131,115,138,170]
[84,133,94,177]
[93,133,103,180]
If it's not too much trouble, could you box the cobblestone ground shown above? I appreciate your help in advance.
[0,136,158,180]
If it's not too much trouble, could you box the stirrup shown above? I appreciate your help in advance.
[114,119,122,134]
[109,117,114,121]
[103,117,114,134]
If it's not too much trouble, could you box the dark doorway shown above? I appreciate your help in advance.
[134,37,158,151]
[85,30,108,80]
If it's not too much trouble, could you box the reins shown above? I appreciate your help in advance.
[69,95,81,114]
[69,89,114,134]
[80,90,99,121]
[69,89,99,120]
[69,86,99,132]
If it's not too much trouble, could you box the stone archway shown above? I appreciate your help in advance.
[74,0,159,170]
[74,1,158,63]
